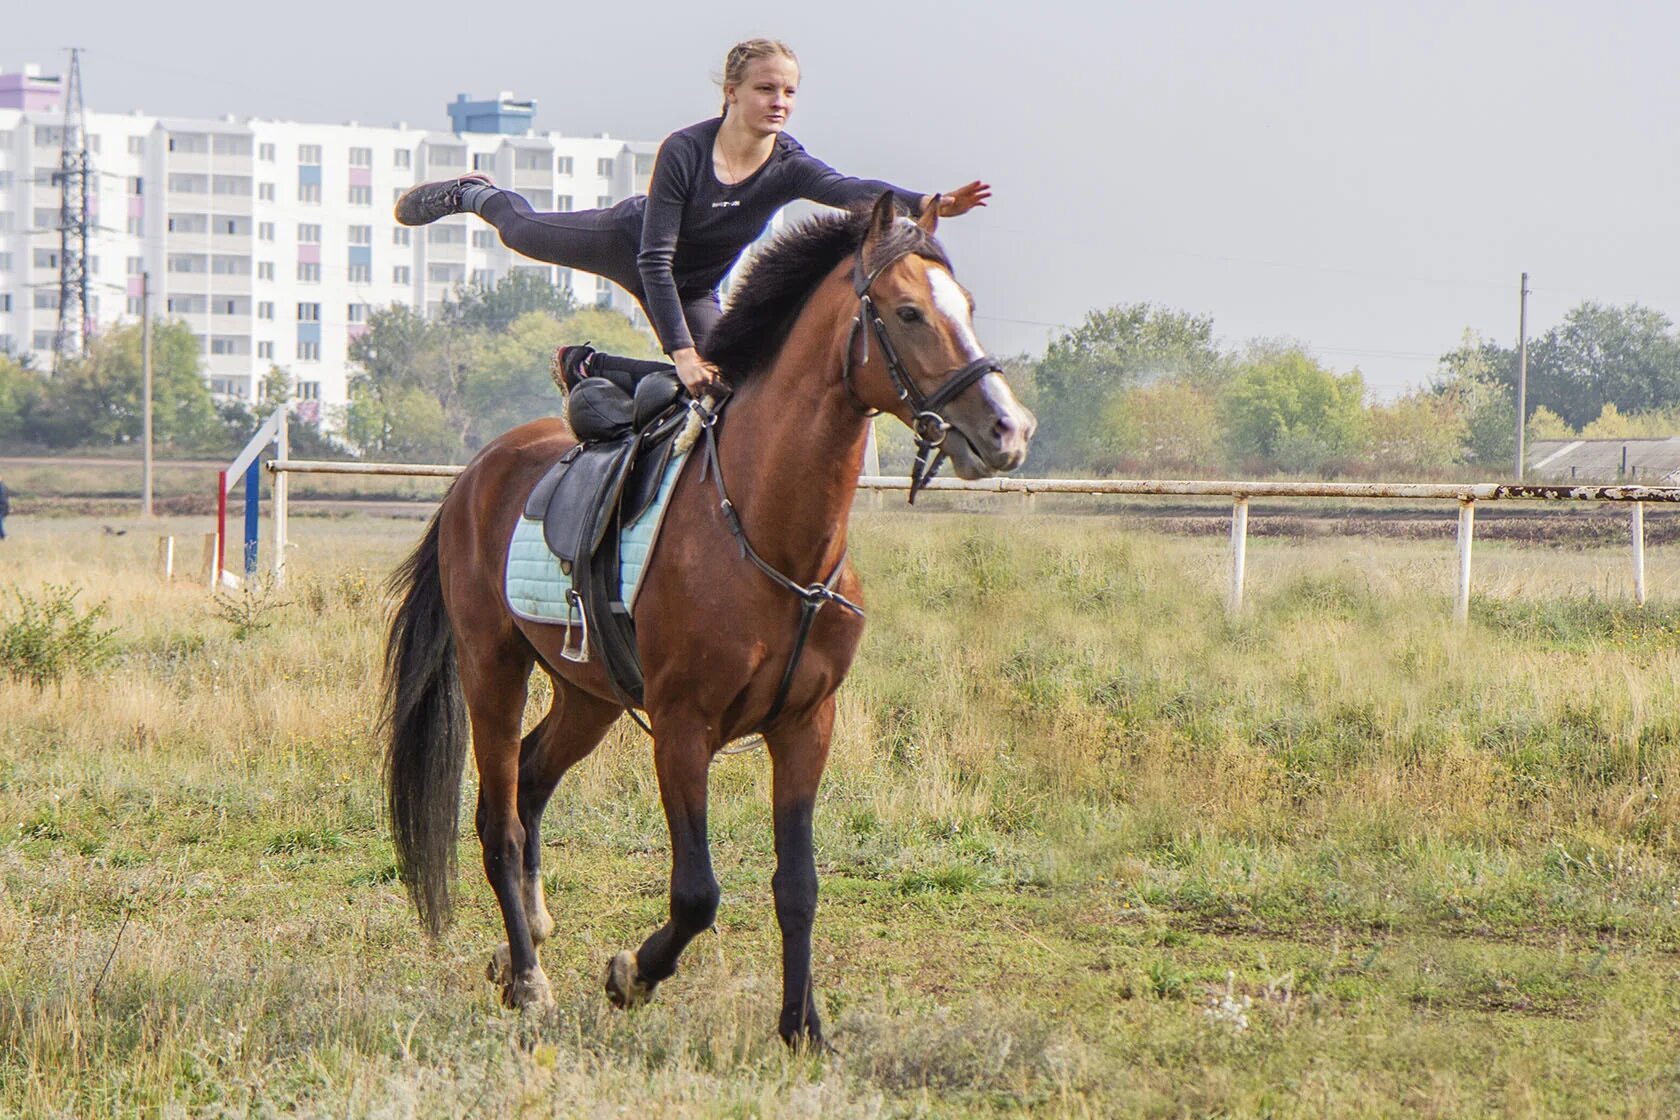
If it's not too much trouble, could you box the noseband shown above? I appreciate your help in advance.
[840,242,1003,503]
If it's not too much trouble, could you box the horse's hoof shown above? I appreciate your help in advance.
[487,943,513,987]
[503,967,555,1012]
[604,950,652,1010]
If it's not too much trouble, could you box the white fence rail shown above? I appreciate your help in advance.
[267,458,1673,620]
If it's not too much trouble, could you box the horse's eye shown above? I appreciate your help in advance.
[896,307,922,324]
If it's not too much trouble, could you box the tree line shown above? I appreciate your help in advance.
[4,271,1678,478]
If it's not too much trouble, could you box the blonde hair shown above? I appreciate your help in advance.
[718,39,798,116]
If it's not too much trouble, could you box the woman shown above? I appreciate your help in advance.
[395,38,989,394]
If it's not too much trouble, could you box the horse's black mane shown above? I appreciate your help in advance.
[705,207,949,380]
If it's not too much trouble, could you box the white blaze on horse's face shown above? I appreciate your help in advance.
[923,265,1036,472]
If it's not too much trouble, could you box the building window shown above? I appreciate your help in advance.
[297,144,322,164]
[258,222,275,241]
[597,195,613,208]
[297,223,321,243]
[297,340,320,361]
[556,157,573,175]
[258,302,274,319]
[471,229,495,249]
[515,149,547,171]
[212,175,251,196]
[127,175,144,196]
[210,336,241,355]
[167,133,208,153]
[126,256,144,275]
[470,268,493,287]
[213,135,252,156]
[297,262,321,282]
[0,294,10,312]
[394,149,411,168]
[215,298,240,315]
[167,174,208,193]
[126,296,141,315]
[259,142,276,161]
[34,249,61,269]
[473,153,494,172]
[212,255,250,276]
[296,380,321,400]
[635,153,655,175]
[392,228,411,246]
[258,182,276,201]
[127,216,144,236]
[555,195,573,211]
[427,263,461,284]
[257,341,274,360]
[427,225,465,245]
[298,182,321,204]
[167,213,208,233]
[349,146,373,167]
[348,264,372,283]
[297,303,321,321]
[556,267,573,290]
[33,290,59,310]
[217,217,247,235]
[429,146,466,168]
[347,224,372,245]
[33,332,54,351]
[128,136,146,155]
[393,265,411,284]
[347,185,372,206]
[347,303,368,323]
[167,254,207,274]
[257,261,275,280]
[596,158,613,176]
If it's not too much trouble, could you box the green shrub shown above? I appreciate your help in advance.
[0,584,117,690]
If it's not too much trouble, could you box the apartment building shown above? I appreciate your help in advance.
[0,69,658,415]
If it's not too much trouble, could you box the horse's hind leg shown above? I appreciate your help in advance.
[488,676,624,986]
[461,643,553,1010]
[605,713,718,1010]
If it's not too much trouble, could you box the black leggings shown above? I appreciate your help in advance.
[476,189,721,350]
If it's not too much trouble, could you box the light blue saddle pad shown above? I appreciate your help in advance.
[505,441,693,631]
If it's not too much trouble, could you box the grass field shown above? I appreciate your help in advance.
[2,511,1678,1117]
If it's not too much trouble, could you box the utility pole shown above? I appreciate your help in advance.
[51,47,92,369]
[142,272,154,517]
[1514,272,1530,480]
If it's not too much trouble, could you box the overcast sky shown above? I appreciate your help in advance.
[10,0,1679,396]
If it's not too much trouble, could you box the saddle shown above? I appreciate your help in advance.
[521,345,692,706]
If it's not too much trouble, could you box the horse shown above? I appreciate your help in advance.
[382,192,1036,1048]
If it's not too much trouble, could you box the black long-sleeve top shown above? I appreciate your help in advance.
[621,117,922,354]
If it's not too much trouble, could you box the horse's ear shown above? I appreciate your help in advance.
[862,191,898,252]
[918,195,940,234]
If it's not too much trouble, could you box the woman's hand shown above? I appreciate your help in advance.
[934,181,991,218]
[671,347,719,395]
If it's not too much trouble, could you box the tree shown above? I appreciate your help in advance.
[1434,331,1514,468]
[1101,380,1223,475]
[0,354,46,445]
[445,271,576,334]
[1527,406,1573,440]
[1222,344,1367,473]
[1367,390,1467,475]
[32,320,220,450]
[1031,303,1227,470]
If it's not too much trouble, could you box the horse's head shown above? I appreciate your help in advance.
[846,193,1036,481]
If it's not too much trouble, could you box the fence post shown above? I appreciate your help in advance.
[273,410,289,586]
[1455,498,1475,624]
[1632,501,1646,607]
[157,535,174,582]
[1228,496,1249,615]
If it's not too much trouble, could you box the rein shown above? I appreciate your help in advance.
[841,243,1003,502]
[694,396,865,730]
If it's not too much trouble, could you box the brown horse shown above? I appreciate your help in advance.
[382,193,1035,1047]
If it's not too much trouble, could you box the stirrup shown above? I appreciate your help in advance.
[558,589,590,662]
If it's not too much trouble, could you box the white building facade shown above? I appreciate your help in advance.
[0,68,659,416]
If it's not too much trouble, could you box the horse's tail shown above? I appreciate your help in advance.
[383,512,468,937]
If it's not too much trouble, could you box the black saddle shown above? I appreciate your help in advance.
[521,346,691,706]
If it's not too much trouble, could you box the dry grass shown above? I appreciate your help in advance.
[1,512,1678,1116]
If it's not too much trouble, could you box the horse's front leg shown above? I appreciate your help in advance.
[605,713,718,1009]
[765,699,835,1049]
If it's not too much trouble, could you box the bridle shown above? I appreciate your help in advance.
[840,240,1003,503]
